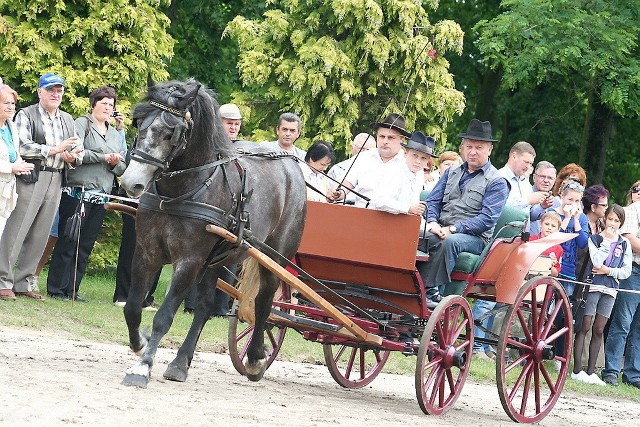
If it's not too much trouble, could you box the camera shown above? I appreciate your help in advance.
[112,111,119,117]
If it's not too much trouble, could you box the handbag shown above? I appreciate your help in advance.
[63,200,85,241]
[16,159,41,184]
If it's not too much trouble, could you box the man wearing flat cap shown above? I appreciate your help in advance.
[328,113,423,214]
[219,103,243,141]
[417,119,509,303]
[0,72,81,301]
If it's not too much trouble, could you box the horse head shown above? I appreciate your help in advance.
[121,79,230,198]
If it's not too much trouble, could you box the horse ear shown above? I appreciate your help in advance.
[183,83,201,106]
[147,74,156,88]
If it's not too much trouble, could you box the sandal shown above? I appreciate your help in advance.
[15,291,46,300]
[0,289,17,300]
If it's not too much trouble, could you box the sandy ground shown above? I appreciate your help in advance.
[0,327,638,426]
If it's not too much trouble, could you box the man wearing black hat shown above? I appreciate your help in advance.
[328,113,419,209]
[0,73,80,301]
[372,131,437,214]
[417,119,509,302]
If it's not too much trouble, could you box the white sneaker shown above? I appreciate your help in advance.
[571,370,591,383]
[114,301,126,308]
[553,360,562,372]
[586,373,606,386]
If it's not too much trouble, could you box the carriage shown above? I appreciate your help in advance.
[213,200,575,423]
[115,79,575,424]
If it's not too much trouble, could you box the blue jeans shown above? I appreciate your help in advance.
[473,299,496,352]
[603,265,640,382]
[418,232,485,288]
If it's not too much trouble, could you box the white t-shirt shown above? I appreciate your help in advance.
[300,162,329,203]
[260,140,307,161]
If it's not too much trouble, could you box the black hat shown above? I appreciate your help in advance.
[371,113,411,138]
[458,119,498,142]
[402,131,437,158]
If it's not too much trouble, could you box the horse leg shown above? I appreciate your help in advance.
[245,265,279,381]
[164,268,220,382]
[123,261,202,388]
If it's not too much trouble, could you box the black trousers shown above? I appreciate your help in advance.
[47,193,106,297]
[114,207,158,305]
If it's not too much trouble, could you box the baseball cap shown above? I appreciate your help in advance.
[219,103,242,120]
[38,73,65,89]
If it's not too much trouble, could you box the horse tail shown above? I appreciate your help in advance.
[236,258,261,324]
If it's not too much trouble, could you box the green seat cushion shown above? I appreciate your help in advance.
[454,252,481,273]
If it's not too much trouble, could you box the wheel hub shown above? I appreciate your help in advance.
[533,340,555,362]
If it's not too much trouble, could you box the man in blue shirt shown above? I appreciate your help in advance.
[417,119,509,303]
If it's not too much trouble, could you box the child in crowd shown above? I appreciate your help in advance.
[530,211,564,277]
[572,204,632,385]
[553,180,589,296]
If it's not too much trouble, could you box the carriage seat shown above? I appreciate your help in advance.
[415,191,527,270]
[451,205,528,274]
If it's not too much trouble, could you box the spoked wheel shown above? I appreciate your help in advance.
[415,295,473,416]
[496,276,572,423]
[323,343,390,388]
[228,282,291,376]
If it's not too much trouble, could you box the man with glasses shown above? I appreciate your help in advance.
[0,73,80,301]
[530,161,559,235]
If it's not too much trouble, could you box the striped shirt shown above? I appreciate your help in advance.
[14,104,73,169]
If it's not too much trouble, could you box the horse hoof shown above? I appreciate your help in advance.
[245,358,267,382]
[163,364,188,382]
[122,373,149,388]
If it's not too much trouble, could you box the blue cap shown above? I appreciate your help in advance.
[38,73,65,89]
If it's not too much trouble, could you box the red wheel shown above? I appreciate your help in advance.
[228,282,290,376]
[323,343,390,388]
[415,295,473,416]
[496,276,572,423]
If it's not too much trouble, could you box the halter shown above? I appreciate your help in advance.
[129,99,195,173]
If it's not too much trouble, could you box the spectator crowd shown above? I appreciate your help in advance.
[0,73,638,390]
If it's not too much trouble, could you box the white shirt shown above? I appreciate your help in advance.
[346,149,422,213]
[300,162,329,203]
[620,201,640,265]
[499,165,533,212]
[260,140,306,161]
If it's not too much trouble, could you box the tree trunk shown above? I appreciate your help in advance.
[580,90,615,185]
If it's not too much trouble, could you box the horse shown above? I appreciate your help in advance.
[119,79,307,388]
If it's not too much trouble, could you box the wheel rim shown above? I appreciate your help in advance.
[323,343,390,388]
[415,295,473,416]
[228,283,290,375]
[496,276,572,423]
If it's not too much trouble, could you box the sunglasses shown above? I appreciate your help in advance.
[561,182,585,193]
[632,186,640,194]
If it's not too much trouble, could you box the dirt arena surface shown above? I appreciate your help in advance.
[0,328,637,426]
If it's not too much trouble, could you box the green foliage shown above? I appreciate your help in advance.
[0,0,175,115]
[86,211,122,275]
[225,0,465,155]
[476,0,640,117]
[164,0,266,101]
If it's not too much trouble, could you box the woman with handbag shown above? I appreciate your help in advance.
[46,86,126,301]
[0,84,34,243]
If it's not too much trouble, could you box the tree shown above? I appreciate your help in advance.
[165,0,265,100]
[224,0,465,154]
[0,0,175,115]
[476,0,640,184]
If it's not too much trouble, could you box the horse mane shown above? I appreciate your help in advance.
[133,79,235,159]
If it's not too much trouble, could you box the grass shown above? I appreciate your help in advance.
[1,267,638,403]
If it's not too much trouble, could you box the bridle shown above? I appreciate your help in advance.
[129,99,194,173]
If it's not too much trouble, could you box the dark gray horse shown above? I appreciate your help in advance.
[119,79,306,388]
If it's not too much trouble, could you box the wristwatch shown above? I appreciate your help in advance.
[449,225,457,234]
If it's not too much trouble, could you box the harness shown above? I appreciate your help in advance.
[132,97,252,267]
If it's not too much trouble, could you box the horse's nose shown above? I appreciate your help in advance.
[127,183,146,198]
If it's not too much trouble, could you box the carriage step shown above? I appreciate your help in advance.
[270,308,341,332]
